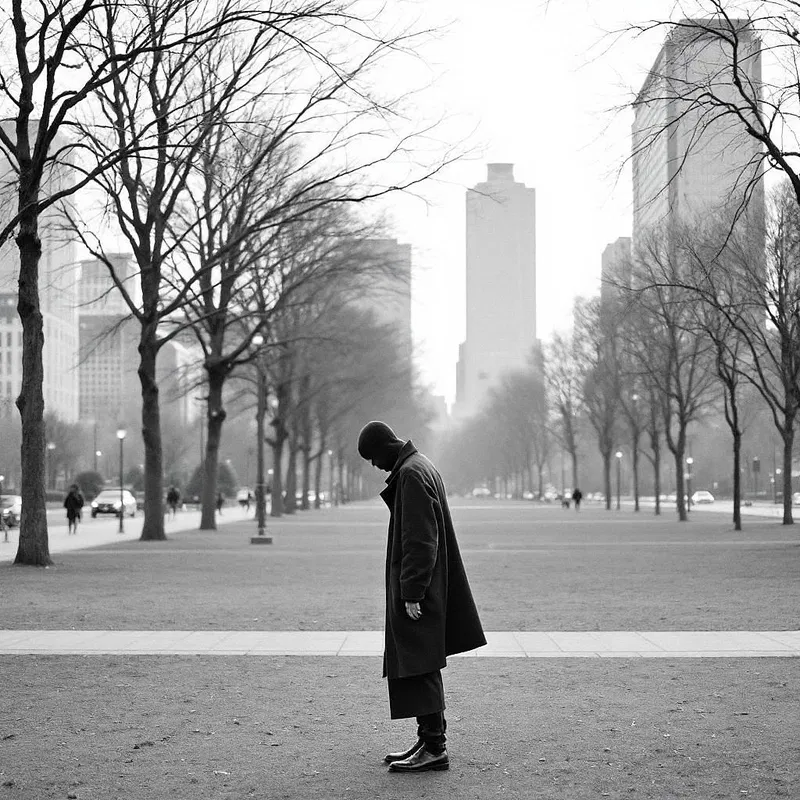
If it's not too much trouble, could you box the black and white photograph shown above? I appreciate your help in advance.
[1,1,798,797]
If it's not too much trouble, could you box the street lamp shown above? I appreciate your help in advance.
[95,450,102,474]
[615,451,622,510]
[47,441,56,490]
[0,474,6,543]
[686,456,694,511]
[116,428,126,533]
[774,467,782,504]
[250,333,272,544]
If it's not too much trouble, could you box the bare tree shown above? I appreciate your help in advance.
[574,297,621,510]
[0,0,231,563]
[544,331,583,491]
[623,232,719,521]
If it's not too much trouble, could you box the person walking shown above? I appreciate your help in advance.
[571,487,583,511]
[216,492,224,515]
[166,486,181,518]
[64,484,85,535]
[357,421,486,773]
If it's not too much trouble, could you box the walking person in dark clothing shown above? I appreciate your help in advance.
[357,421,486,773]
[216,492,224,515]
[571,487,583,511]
[64,484,85,535]
[166,486,180,518]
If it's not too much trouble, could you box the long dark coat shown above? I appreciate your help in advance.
[380,441,486,679]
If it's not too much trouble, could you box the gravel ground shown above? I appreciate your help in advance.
[1,655,798,800]
[1,502,798,631]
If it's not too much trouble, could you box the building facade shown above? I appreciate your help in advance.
[454,163,537,419]
[0,134,80,421]
[632,19,763,240]
[600,236,633,309]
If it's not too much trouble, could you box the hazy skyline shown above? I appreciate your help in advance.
[397,0,680,404]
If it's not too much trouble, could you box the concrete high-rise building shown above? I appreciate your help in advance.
[0,130,79,421]
[360,238,412,363]
[77,254,138,424]
[78,254,200,430]
[453,163,537,419]
[632,19,763,240]
[600,237,632,309]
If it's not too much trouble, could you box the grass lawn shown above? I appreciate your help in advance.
[1,655,798,800]
[1,503,798,631]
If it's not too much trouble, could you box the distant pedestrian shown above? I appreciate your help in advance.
[64,484,85,535]
[216,492,224,514]
[166,486,181,518]
[357,420,486,773]
[571,487,583,511]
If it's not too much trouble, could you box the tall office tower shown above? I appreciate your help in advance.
[600,237,632,309]
[77,254,139,424]
[453,163,536,420]
[0,130,79,421]
[363,238,412,357]
[79,254,200,429]
[632,19,763,239]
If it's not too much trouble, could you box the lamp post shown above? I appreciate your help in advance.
[686,456,694,512]
[47,441,56,490]
[250,334,272,544]
[327,449,334,507]
[95,450,102,474]
[615,451,622,510]
[116,428,126,533]
[753,456,760,497]
[774,467,782,504]
[0,473,6,543]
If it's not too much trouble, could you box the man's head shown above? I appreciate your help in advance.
[357,421,404,472]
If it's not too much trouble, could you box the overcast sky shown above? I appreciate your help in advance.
[393,0,682,403]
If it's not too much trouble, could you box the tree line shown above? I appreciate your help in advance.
[1,0,456,565]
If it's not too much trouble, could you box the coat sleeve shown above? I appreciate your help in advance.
[399,471,439,602]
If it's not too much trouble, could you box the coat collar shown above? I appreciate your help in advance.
[385,440,418,486]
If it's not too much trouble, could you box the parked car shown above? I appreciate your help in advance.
[91,489,137,518]
[792,492,800,506]
[0,494,22,527]
[471,487,492,498]
[691,490,715,504]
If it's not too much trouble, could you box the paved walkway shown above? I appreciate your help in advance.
[1,629,798,657]
[0,506,254,562]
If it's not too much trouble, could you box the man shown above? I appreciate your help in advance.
[166,486,181,518]
[571,487,583,511]
[357,421,486,773]
[63,484,84,535]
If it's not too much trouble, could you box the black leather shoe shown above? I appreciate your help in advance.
[388,746,449,772]
[384,738,424,764]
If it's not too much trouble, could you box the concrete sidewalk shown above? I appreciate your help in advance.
[1,629,798,657]
[0,506,254,562]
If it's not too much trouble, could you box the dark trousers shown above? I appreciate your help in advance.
[387,669,447,753]
[417,711,447,754]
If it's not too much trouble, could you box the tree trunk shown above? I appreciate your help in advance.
[570,450,578,492]
[732,429,742,532]
[200,369,226,530]
[283,436,297,515]
[14,206,51,566]
[653,443,661,517]
[314,452,323,509]
[603,453,612,511]
[301,446,311,510]
[139,336,166,540]
[632,431,640,512]
[270,436,284,517]
[782,424,794,525]
[673,446,687,522]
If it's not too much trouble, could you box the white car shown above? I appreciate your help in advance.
[471,487,491,498]
[0,494,22,527]
[691,490,715,504]
[91,489,137,518]
[792,492,800,506]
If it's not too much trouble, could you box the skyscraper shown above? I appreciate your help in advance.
[454,163,537,419]
[0,129,79,421]
[632,19,763,238]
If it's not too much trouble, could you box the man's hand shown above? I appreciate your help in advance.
[404,601,422,621]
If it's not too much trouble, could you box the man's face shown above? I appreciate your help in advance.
[369,451,393,472]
